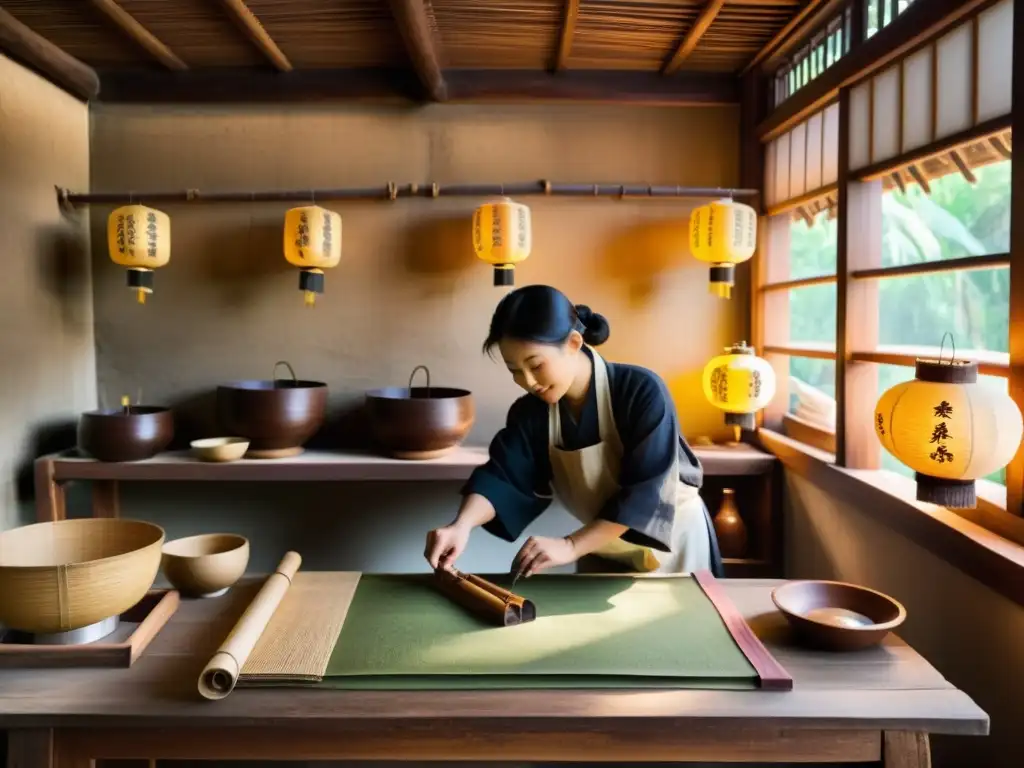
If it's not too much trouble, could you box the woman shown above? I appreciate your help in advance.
[424,285,723,578]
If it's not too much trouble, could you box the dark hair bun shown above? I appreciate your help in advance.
[574,304,611,346]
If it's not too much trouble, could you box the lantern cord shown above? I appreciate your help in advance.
[56,181,758,207]
[938,332,956,365]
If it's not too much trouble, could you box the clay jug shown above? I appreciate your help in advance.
[713,488,748,559]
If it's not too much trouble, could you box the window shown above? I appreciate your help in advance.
[773,4,853,107]
[866,0,917,40]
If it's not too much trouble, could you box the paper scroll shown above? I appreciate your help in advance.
[434,568,536,626]
[198,550,302,700]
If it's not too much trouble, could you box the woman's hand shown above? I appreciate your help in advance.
[512,535,578,578]
[425,522,471,570]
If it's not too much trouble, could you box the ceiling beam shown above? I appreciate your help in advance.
[88,0,187,70]
[387,0,447,101]
[662,0,727,75]
[0,8,100,100]
[97,68,738,106]
[217,0,292,72]
[552,0,580,72]
[741,0,834,75]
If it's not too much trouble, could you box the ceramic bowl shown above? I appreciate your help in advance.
[772,579,906,652]
[161,533,250,598]
[190,437,250,463]
[0,519,165,633]
[78,406,174,462]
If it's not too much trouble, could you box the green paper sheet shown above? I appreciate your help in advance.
[321,574,758,690]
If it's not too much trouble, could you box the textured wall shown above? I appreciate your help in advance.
[88,102,742,574]
[0,53,95,532]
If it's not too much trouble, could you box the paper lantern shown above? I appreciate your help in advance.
[107,205,170,304]
[875,356,1023,508]
[472,197,531,286]
[284,205,342,307]
[689,198,757,299]
[702,341,776,430]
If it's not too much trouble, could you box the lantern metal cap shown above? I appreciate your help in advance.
[725,412,756,430]
[915,473,976,508]
[914,358,978,384]
[725,341,754,355]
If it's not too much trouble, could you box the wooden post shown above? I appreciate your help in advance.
[1007,0,1024,516]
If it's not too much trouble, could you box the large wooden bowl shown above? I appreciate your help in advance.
[78,406,174,462]
[365,365,475,460]
[772,579,906,652]
[0,519,165,633]
[217,362,328,458]
[161,533,249,598]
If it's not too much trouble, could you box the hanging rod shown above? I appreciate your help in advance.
[56,181,758,207]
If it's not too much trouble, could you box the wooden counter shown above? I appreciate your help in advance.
[0,578,987,768]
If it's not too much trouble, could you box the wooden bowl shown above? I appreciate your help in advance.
[161,533,249,598]
[78,406,174,462]
[217,361,328,459]
[772,579,906,652]
[365,365,475,460]
[0,519,165,633]
[191,437,249,463]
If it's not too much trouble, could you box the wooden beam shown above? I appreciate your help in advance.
[662,0,727,75]
[97,69,739,106]
[0,8,100,100]
[1008,0,1024,516]
[758,0,995,142]
[88,0,187,70]
[388,0,447,101]
[741,0,834,75]
[217,0,292,72]
[552,0,580,71]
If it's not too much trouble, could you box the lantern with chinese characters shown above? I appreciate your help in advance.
[107,204,170,304]
[874,354,1023,509]
[689,198,757,299]
[702,341,776,433]
[283,205,342,306]
[472,197,531,286]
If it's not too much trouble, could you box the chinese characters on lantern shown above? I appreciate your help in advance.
[295,211,310,259]
[930,400,954,464]
[146,211,158,259]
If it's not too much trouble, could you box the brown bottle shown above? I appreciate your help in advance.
[713,488,748,559]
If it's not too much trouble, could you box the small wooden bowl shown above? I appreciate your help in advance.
[772,579,906,652]
[190,437,249,463]
[161,533,249,598]
[78,406,174,462]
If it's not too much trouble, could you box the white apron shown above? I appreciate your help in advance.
[548,350,712,573]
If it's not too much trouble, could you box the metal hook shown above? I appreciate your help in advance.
[937,332,956,365]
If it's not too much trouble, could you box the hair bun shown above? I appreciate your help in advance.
[574,304,611,346]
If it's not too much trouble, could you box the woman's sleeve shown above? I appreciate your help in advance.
[460,395,552,542]
[599,370,701,552]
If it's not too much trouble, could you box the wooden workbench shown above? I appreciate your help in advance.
[0,578,986,768]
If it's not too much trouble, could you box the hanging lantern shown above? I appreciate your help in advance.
[107,204,170,304]
[472,197,531,286]
[874,347,1023,509]
[689,198,757,299]
[702,341,776,431]
[283,205,342,307]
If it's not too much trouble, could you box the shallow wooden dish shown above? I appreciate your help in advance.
[0,519,165,634]
[78,405,174,462]
[161,533,250,598]
[191,437,250,462]
[772,579,906,652]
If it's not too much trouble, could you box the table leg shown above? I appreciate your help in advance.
[92,481,120,518]
[34,459,66,523]
[7,730,53,768]
[884,731,931,768]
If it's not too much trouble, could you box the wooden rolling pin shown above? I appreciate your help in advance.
[434,568,536,626]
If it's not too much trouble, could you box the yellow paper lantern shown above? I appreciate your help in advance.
[689,198,757,299]
[107,204,170,304]
[472,197,531,286]
[284,205,342,306]
[875,355,1023,508]
[702,341,776,431]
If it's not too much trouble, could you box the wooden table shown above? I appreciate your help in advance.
[0,578,986,768]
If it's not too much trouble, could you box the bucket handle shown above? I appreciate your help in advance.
[273,360,298,385]
[409,365,431,396]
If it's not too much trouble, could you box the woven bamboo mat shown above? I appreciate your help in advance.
[239,571,360,685]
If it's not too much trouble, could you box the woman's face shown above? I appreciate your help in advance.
[499,334,583,404]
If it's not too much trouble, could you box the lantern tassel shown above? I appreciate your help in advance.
[137,288,146,304]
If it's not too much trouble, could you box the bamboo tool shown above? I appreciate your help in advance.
[198,551,301,700]
[434,568,536,627]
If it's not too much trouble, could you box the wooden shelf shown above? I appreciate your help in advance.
[41,443,776,484]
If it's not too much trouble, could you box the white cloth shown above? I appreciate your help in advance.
[547,349,712,573]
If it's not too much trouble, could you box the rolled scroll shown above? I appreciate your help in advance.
[434,568,536,626]
[198,551,302,700]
